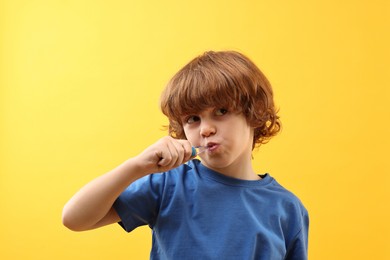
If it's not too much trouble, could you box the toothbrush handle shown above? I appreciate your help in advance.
[191,147,197,157]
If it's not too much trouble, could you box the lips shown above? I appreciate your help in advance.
[206,142,219,151]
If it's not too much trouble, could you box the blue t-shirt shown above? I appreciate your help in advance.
[114,159,309,260]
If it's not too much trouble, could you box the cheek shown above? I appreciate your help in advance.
[235,123,254,145]
[182,127,195,141]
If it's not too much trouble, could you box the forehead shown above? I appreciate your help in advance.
[180,107,216,116]
[175,96,238,117]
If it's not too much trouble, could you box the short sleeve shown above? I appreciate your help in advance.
[284,209,309,260]
[113,173,166,232]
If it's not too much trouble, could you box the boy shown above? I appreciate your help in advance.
[62,50,309,259]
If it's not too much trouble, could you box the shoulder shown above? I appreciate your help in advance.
[261,175,309,225]
[267,176,309,235]
[266,176,307,209]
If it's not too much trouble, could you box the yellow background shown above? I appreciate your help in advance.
[1,0,389,259]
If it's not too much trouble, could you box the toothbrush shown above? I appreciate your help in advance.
[191,146,208,157]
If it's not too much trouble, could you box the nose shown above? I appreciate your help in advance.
[200,119,216,137]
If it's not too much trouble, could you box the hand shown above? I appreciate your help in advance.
[135,136,194,174]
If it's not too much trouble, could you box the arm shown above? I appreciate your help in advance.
[62,136,193,231]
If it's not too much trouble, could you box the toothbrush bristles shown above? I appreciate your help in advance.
[194,146,208,155]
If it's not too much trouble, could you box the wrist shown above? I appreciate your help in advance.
[122,156,153,179]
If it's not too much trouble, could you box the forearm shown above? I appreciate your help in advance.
[62,157,147,231]
[62,136,194,231]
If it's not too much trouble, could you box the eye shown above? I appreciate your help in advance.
[215,108,228,116]
[185,115,200,124]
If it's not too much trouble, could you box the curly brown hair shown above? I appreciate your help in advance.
[160,50,281,149]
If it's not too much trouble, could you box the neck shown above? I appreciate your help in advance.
[205,158,260,181]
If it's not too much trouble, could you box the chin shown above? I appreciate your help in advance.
[201,158,233,171]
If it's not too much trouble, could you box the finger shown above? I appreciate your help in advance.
[155,137,174,167]
[171,141,186,166]
[177,140,194,162]
[156,148,172,167]
[159,140,189,169]
[155,137,193,170]
[158,138,181,169]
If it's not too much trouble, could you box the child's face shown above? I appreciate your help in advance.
[181,107,254,175]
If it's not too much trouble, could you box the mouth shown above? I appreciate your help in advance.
[194,143,220,156]
[206,142,219,152]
